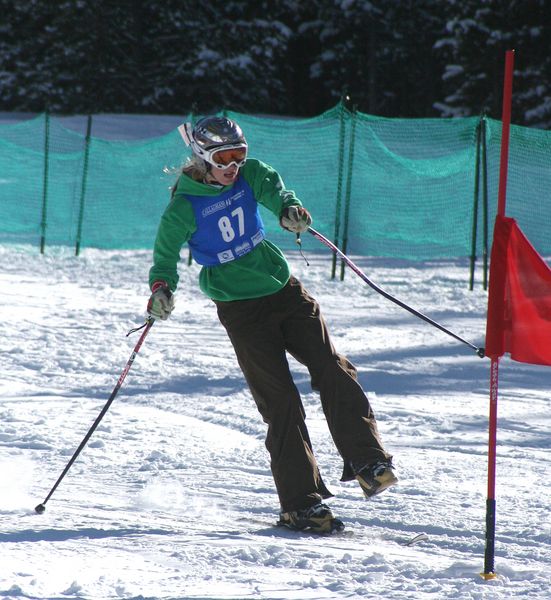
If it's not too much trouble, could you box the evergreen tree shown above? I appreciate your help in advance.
[0,0,60,112]
[0,0,292,115]
[308,0,447,117]
[378,0,447,117]
[434,0,551,128]
[0,0,148,113]
[269,0,327,116]
[0,0,549,124]
[135,0,292,115]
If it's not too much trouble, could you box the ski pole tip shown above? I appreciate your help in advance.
[476,347,486,358]
[34,503,46,514]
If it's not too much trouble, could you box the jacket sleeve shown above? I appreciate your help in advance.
[148,194,196,291]
[242,159,302,218]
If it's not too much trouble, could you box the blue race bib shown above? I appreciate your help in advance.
[185,177,265,266]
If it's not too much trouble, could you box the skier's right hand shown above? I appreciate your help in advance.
[147,281,174,320]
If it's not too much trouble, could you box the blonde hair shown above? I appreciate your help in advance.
[181,155,208,181]
[166,155,209,196]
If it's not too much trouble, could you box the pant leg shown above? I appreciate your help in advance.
[279,277,392,480]
[215,292,332,512]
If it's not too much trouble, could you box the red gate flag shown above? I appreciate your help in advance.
[485,214,551,365]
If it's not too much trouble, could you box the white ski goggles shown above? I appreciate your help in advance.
[209,146,248,169]
[178,122,248,169]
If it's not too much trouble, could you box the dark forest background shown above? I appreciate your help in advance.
[1,0,550,127]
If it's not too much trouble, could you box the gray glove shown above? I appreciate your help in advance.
[280,206,312,233]
[147,281,174,320]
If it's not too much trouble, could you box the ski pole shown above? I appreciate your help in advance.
[34,316,155,514]
[306,227,485,357]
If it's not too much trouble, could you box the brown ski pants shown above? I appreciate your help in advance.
[214,276,391,513]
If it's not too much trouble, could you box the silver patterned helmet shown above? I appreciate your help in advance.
[178,116,248,169]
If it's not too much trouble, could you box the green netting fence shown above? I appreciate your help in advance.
[1,103,550,277]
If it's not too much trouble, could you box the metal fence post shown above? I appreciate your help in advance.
[75,115,93,256]
[40,111,50,254]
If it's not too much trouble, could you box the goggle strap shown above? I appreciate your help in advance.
[178,123,193,147]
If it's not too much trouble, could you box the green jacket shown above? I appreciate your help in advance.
[149,158,302,302]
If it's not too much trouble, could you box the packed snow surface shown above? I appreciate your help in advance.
[1,244,550,599]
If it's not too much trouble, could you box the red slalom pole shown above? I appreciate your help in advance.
[497,50,515,217]
[34,317,155,514]
[481,49,515,580]
[482,357,500,578]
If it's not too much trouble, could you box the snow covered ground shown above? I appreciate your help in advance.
[1,242,550,599]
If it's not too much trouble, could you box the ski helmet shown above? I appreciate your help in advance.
[178,116,248,169]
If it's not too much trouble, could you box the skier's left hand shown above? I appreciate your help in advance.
[280,206,312,233]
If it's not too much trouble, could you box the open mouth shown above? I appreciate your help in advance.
[222,167,239,181]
